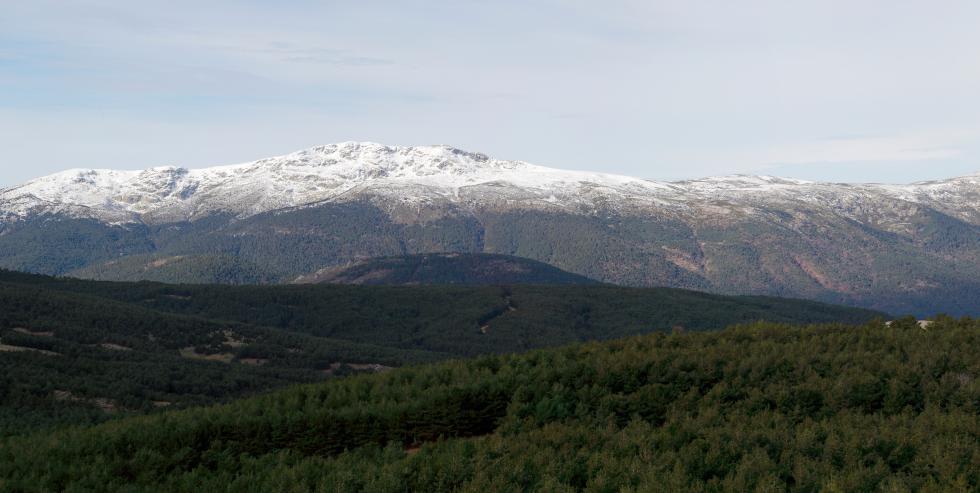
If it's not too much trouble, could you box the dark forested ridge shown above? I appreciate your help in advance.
[294,252,601,285]
[3,317,979,492]
[0,269,883,436]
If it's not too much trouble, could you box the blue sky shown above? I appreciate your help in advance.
[2,0,979,186]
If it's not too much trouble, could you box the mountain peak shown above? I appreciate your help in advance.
[261,142,518,178]
[1,142,978,225]
[677,174,814,189]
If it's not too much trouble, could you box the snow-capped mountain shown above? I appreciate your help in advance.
[4,141,977,227]
[1,142,978,317]
[1,142,671,223]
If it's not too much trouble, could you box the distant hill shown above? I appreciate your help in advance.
[0,269,883,435]
[294,253,600,285]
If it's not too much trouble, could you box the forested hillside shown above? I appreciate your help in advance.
[2,269,884,357]
[0,269,883,436]
[0,280,443,436]
[3,317,978,492]
[69,253,279,284]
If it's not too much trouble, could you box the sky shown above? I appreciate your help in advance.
[1,0,979,186]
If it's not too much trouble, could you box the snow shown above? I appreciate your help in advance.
[1,142,978,225]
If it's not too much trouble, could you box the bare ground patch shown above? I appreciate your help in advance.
[322,362,393,375]
[53,390,120,413]
[238,357,269,366]
[179,347,235,363]
[11,328,54,337]
[0,343,59,356]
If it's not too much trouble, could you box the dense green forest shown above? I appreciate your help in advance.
[2,269,883,357]
[0,281,444,436]
[0,269,882,437]
[2,317,978,492]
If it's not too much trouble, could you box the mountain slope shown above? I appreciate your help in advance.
[68,253,279,284]
[2,142,978,315]
[294,253,600,285]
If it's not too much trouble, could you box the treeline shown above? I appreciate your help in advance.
[2,316,979,491]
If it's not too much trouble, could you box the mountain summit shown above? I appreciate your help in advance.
[1,142,674,223]
[1,142,978,316]
[3,142,977,226]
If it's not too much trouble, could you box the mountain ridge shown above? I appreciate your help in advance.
[1,142,978,316]
[3,141,977,225]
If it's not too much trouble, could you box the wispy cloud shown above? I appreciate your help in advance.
[756,130,977,166]
[200,41,396,67]
[650,129,980,181]
[275,49,393,67]
[1,1,980,185]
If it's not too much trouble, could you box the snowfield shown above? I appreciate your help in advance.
[2,141,978,226]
